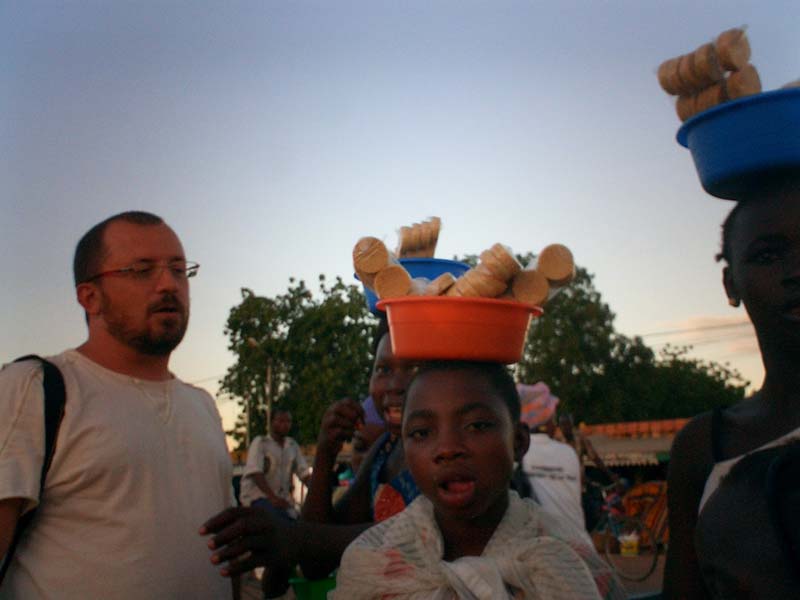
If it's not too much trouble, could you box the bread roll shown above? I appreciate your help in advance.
[695,81,728,113]
[356,268,376,290]
[726,64,761,99]
[474,261,507,284]
[510,268,550,306]
[692,43,724,88]
[676,95,697,122]
[479,243,522,282]
[464,268,507,297]
[424,272,456,296]
[658,56,686,95]
[353,237,392,274]
[716,28,751,71]
[374,265,412,299]
[678,53,704,93]
[536,244,575,286]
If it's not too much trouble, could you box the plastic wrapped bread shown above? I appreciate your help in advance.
[423,272,456,296]
[509,268,550,306]
[716,28,751,71]
[374,264,412,298]
[535,244,576,287]
[726,64,762,99]
[353,237,397,288]
[397,217,441,258]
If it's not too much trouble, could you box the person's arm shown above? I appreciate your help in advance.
[663,413,714,600]
[201,506,372,581]
[580,434,619,485]
[0,497,24,560]
[246,472,290,510]
[301,398,364,524]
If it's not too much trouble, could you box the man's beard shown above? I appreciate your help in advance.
[103,292,189,356]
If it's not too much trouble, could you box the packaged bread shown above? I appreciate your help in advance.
[397,217,441,258]
[692,43,725,88]
[423,272,456,296]
[509,268,550,306]
[478,243,522,282]
[716,28,751,71]
[374,264,412,299]
[657,57,687,96]
[675,94,698,122]
[726,64,761,99]
[353,237,398,289]
[535,244,576,287]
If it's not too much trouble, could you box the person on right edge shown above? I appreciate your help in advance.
[664,174,800,598]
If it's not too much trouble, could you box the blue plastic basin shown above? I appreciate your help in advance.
[357,257,470,314]
[676,88,800,200]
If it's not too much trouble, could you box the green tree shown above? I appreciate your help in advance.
[222,254,748,447]
[220,276,376,449]
[513,261,747,423]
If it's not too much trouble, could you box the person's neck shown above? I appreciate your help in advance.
[436,493,508,562]
[271,433,286,445]
[77,337,172,382]
[755,346,800,415]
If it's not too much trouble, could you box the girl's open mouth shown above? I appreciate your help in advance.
[437,476,477,507]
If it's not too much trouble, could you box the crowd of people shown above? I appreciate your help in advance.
[2,169,799,599]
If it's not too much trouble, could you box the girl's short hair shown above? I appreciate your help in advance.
[410,361,521,423]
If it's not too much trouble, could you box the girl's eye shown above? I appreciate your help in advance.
[406,428,429,441]
[466,421,495,432]
[375,366,392,376]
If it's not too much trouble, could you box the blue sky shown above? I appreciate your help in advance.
[3,2,798,434]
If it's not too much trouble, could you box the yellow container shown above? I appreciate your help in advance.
[619,535,640,557]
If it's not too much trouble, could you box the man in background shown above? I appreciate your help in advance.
[239,407,311,598]
[518,383,588,536]
[240,408,311,519]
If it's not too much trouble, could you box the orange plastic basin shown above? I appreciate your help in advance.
[376,296,543,364]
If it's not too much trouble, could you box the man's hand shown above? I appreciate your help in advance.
[269,496,292,511]
[316,398,364,458]
[200,506,298,577]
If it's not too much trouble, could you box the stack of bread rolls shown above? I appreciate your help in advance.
[353,237,412,299]
[396,217,441,258]
[353,223,576,307]
[658,27,762,122]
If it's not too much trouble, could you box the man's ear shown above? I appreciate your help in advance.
[513,422,530,463]
[722,266,740,307]
[76,282,102,317]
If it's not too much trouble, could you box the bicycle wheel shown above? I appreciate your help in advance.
[602,516,659,582]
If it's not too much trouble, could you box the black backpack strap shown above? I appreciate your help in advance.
[0,355,66,586]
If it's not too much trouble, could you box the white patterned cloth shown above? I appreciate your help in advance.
[332,491,625,600]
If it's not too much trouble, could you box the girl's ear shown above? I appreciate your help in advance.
[722,266,740,307]
[513,422,530,462]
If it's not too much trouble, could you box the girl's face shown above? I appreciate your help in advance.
[368,333,418,435]
[402,368,528,530]
[724,192,800,352]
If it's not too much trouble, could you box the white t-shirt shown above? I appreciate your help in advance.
[239,434,310,508]
[0,350,233,600]
[522,433,587,535]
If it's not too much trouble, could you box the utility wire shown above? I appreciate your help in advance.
[639,321,751,339]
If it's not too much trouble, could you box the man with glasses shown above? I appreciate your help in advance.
[0,211,234,599]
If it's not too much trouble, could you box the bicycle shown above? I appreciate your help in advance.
[589,481,660,582]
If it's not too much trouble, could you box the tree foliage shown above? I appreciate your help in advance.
[513,262,748,423]
[220,276,376,448]
[221,255,749,446]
